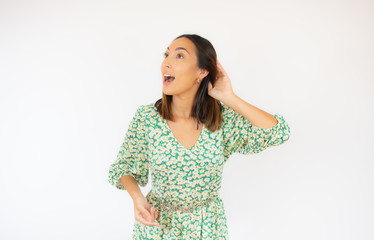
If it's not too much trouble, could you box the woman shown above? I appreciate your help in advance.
[108,34,291,239]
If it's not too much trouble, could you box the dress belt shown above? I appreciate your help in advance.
[147,190,219,214]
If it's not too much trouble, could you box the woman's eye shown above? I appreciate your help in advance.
[163,52,183,59]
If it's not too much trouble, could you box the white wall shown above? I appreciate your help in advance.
[0,0,373,239]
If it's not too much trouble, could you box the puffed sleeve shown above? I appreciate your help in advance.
[222,104,290,160]
[108,105,150,190]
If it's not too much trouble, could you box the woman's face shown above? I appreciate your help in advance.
[161,37,208,96]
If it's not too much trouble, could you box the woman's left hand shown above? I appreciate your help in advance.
[208,60,235,102]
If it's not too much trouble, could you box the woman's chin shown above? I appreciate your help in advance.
[162,88,173,95]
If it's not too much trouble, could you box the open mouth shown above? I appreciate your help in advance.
[164,74,175,82]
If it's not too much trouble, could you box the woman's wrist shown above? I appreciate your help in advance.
[132,193,145,203]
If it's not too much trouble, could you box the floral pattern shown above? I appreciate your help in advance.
[108,102,291,239]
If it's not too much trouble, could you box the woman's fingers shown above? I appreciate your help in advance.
[144,204,154,221]
[150,207,155,222]
[136,209,160,227]
[155,208,159,220]
[151,206,155,220]
[217,60,227,76]
[133,198,161,228]
[150,206,160,227]
[150,206,160,225]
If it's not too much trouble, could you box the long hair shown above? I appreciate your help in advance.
[154,34,223,132]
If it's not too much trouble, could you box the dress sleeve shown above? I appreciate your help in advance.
[108,105,150,190]
[222,104,291,160]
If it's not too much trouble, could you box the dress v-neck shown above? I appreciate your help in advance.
[161,117,205,151]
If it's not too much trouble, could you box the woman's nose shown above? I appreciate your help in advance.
[162,58,171,68]
[163,61,170,68]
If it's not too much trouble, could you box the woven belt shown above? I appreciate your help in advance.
[148,191,219,214]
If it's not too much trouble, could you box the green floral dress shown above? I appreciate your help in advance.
[108,102,291,239]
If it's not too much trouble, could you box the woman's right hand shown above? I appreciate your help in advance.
[133,196,161,228]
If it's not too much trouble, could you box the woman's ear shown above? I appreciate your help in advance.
[199,69,209,80]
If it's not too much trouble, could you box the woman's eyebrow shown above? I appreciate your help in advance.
[167,46,190,55]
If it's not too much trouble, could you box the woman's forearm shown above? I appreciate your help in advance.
[222,93,278,129]
[119,175,145,201]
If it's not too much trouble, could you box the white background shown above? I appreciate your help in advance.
[1,0,373,239]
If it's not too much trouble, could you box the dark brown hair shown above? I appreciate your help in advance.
[154,34,223,132]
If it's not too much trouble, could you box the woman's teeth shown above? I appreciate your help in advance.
[164,74,175,82]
